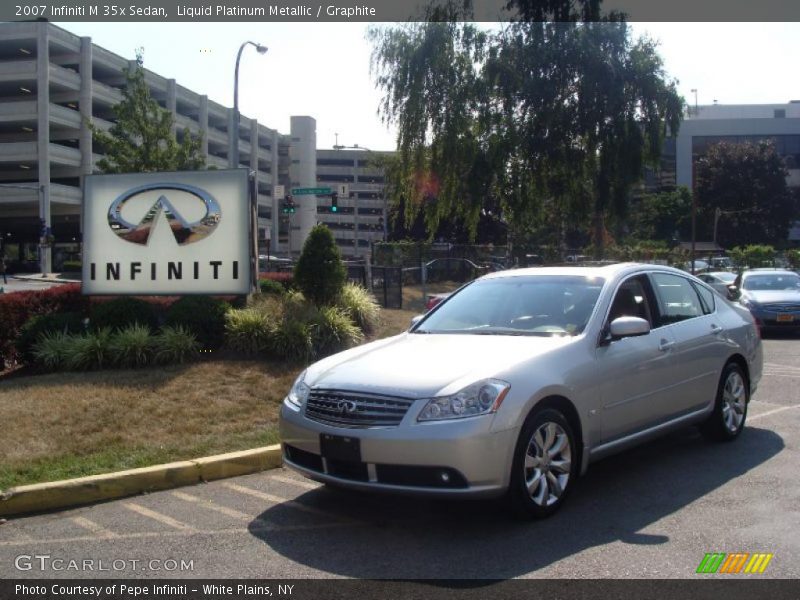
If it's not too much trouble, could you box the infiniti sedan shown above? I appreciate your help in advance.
[731,269,800,333]
[280,264,763,518]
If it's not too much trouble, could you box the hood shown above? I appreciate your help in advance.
[743,289,800,304]
[305,332,574,398]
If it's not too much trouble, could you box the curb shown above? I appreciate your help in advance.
[0,444,282,518]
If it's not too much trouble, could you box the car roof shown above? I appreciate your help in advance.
[741,269,797,277]
[481,262,688,281]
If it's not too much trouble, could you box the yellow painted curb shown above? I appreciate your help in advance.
[0,444,282,518]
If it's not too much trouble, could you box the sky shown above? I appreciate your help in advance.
[59,21,800,152]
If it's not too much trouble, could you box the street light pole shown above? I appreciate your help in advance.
[232,41,267,169]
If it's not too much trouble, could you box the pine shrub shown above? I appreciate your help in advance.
[293,224,346,306]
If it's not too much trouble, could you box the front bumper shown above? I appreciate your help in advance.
[279,400,518,498]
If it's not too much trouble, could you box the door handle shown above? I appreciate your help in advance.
[658,339,675,352]
[710,324,723,334]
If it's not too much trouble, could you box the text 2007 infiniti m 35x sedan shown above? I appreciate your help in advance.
[279,263,763,518]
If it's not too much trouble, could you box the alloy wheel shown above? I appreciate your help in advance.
[524,421,572,507]
[722,370,746,433]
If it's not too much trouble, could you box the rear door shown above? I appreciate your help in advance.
[648,272,725,417]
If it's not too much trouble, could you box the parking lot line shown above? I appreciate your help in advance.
[749,405,800,421]
[70,516,119,538]
[269,474,322,491]
[123,503,196,532]
[221,482,349,520]
[764,362,800,371]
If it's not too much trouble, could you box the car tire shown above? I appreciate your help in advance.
[700,362,749,442]
[508,407,578,519]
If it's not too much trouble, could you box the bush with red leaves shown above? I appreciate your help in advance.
[0,284,87,366]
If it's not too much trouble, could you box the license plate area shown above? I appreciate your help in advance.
[320,434,361,462]
[776,314,795,323]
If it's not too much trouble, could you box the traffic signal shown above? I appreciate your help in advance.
[331,192,338,213]
[282,195,296,214]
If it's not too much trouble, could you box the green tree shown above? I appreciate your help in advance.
[630,187,692,242]
[368,3,682,256]
[294,225,347,306]
[90,51,204,173]
[696,141,795,248]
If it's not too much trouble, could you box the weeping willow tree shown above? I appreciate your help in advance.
[368,0,683,255]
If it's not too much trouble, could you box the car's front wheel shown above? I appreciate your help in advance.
[700,362,749,441]
[508,407,578,519]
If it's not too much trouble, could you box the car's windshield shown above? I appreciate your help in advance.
[414,275,605,336]
[742,273,800,291]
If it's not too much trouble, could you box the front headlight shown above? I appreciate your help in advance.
[286,370,310,409]
[418,379,510,422]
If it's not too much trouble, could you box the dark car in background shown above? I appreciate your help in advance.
[424,258,488,283]
[731,269,800,332]
[698,271,738,296]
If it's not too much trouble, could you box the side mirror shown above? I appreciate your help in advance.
[727,285,740,301]
[608,316,651,339]
[409,315,424,330]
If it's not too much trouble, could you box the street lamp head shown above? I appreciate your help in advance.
[255,44,268,54]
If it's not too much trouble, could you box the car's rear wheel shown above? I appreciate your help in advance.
[508,408,577,519]
[700,362,749,442]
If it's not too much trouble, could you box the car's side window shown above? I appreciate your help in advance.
[692,282,716,315]
[650,273,705,324]
[607,276,654,326]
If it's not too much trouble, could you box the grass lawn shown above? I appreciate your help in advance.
[0,306,418,490]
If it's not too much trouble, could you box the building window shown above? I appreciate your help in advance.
[357,176,384,184]
[317,174,355,183]
[317,158,355,166]
[258,206,272,219]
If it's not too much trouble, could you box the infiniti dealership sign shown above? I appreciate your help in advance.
[83,170,250,295]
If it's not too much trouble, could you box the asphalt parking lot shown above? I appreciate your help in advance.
[1,336,798,579]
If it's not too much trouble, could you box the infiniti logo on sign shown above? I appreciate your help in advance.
[108,182,221,246]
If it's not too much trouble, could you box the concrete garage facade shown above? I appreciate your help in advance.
[0,21,291,273]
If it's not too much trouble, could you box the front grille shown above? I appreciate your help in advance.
[762,303,800,313]
[305,390,414,427]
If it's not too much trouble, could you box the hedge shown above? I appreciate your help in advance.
[0,284,86,366]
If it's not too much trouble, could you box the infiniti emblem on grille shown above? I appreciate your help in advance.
[338,400,357,415]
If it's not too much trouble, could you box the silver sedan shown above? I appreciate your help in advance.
[279,263,763,518]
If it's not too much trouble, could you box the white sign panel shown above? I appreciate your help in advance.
[337,183,349,197]
[82,169,250,295]
[274,184,285,199]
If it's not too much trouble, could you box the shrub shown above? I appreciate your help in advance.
[15,312,85,365]
[337,284,380,333]
[164,296,229,349]
[90,297,158,332]
[259,278,285,296]
[225,308,275,355]
[32,331,74,371]
[260,271,295,289]
[269,318,314,361]
[108,324,154,368]
[152,325,199,365]
[0,283,86,366]
[312,306,364,356]
[66,328,113,370]
[293,224,346,306]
